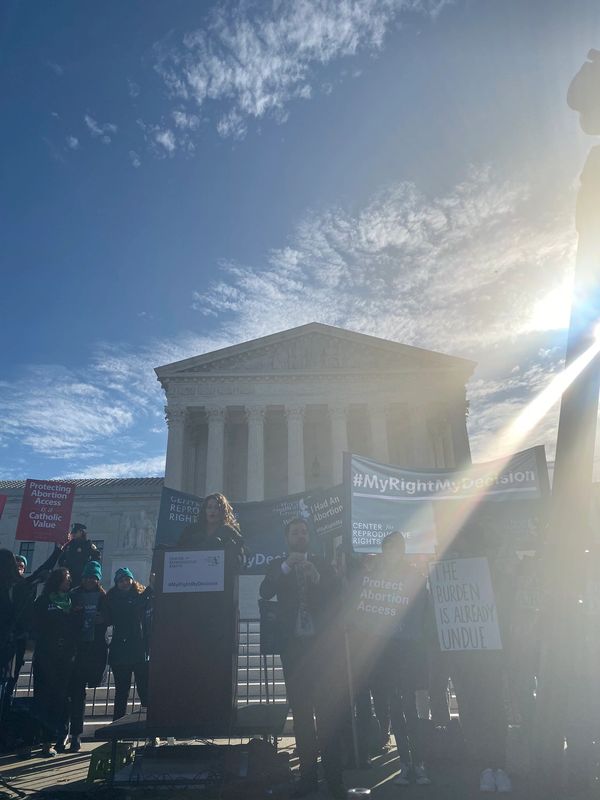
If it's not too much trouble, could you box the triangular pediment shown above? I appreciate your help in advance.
[155,323,475,380]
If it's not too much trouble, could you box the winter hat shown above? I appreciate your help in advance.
[82,560,102,581]
[15,555,27,568]
[114,567,134,584]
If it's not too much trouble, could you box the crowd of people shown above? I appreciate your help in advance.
[1,523,152,756]
[1,490,594,797]
[259,517,534,798]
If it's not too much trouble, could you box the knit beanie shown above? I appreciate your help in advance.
[15,555,27,569]
[114,567,134,584]
[82,560,102,581]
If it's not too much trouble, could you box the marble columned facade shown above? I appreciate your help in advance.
[156,323,475,501]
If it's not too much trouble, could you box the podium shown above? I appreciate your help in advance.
[147,547,239,737]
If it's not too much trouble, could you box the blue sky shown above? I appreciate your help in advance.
[1,0,598,479]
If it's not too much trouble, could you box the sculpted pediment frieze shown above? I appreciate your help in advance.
[180,332,422,374]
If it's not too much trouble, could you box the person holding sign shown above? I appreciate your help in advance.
[177,493,244,563]
[429,527,512,793]
[259,518,346,800]
[353,531,431,786]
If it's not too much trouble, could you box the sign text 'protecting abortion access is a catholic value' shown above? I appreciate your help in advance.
[163,550,225,594]
[16,479,76,543]
[429,557,502,651]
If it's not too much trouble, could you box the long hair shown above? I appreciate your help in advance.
[42,568,70,595]
[108,579,145,598]
[0,549,21,589]
[201,492,238,531]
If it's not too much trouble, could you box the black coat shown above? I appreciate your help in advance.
[32,593,78,664]
[31,593,78,717]
[106,585,153,666]
[259,555,341,651]
[14,545,63,636]
[69,586,108,687]
[177,523,245,563]
[1,545,62,669]
[58,539,102,587]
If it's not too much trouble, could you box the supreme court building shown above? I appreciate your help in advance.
[157,323,475,499]
[1,323,475,586]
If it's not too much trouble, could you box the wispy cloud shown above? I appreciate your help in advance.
[192,166,575,352]
[188,164,576,462]
[172,110,200,130]
[153,0,449,140]
[129,150,142,168]
[127,78,141,98]
[84,114,118,144]
[43,137,66,164]
[0,366,134,460]
[60,456,166,480]
[137,120,193,157]
[66,135,79,150]
[467,346,566,463]
[2,165,577,477]
[155,128,176,153]
[46,60,64,76]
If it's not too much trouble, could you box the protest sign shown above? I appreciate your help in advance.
[155,487,203,545]
[236,485,344,573]
[16,479,76,543]
[306,486,344,539]
[429,557,502,651]
[0,494,7,521]
[353,563,428,641]
[163,550,225,594]
[346,445,550,555]
[155,484,344,575]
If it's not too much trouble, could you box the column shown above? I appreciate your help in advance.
[186,421,204,495]
[286,405,305,494]
[164,406,187,491]
[429,409,457,468]
[409,405,435,468]
[369,403,389,463]
[329,404,348,485]
[449,399,472,467]
[205,406,226,495]
[246,406,265,501]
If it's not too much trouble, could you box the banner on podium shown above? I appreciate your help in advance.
[162,549,225,593]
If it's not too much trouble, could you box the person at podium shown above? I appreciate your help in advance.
[177,492,244,563]
[259,518,346,800]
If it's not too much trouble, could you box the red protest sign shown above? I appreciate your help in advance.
[16,480,76,543]
[0,494,7,520]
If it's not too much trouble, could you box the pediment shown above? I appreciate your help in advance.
[184,332,420,373]
[156,324,475,379]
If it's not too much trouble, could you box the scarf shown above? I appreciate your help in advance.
[49,592,71,612]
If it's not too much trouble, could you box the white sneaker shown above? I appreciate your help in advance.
[414,763,432,785]
[480,768,496,792]
[393,762,411,786]
[495,769,512,793]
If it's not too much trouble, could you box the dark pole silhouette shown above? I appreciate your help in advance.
[535,49,600,794]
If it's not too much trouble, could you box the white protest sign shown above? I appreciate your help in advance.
[429,557,502,651]
[354,566,427,641]
[163,550,225,594]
